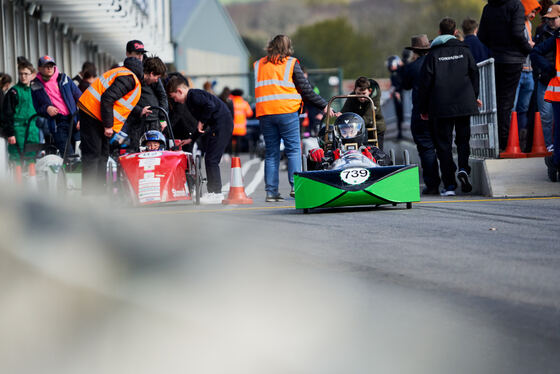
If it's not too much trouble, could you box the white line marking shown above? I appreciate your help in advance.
[222,158,262,193]
[244,160,264,196]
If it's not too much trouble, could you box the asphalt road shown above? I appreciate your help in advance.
[1,155,559,373]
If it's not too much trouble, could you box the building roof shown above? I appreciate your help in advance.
[171,0,202,37]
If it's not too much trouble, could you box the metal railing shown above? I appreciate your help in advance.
[470,58,499,158]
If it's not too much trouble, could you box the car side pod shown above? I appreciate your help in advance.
[294,164,420,213]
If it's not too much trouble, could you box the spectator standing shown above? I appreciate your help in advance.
[203,81,215,95]
[254,35,334,202]
[400,34,441,195]
[0,73,13,123]
[218,86,234,117]
[166,76,234,204]
[77,68,97,93]
[478,0,533,151]
[531,10,560,181]
[386,55,404,139]
[230,88,253,156]
[30,55,82,156]
[340,76,386,150]
[419,18,481,196]
[126,40,147,61]
[514,0,541,151]
[461,18,491,63]
[1,57,38,163]
[72,61,96,87]
[532,4,560,151]
[125,42,169,140]
[123,56,168,152]
[77,57,143,195]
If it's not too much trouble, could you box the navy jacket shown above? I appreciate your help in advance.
[400,54,427,117]
[530,35,557,84]
[463,34,491,63]
[30,71,82,125]
[532,26,558,85]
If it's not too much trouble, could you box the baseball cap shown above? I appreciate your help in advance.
[38,55,56,67]
[543,5,560,18]
[126,40,147,54]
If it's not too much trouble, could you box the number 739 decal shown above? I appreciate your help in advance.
[340,168,370,185]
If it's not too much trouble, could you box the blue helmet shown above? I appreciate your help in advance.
[386,55,402,72]
[140,130,166,150]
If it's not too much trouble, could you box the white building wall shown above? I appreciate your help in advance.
[0,0,173,79]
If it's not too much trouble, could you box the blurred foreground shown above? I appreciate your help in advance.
[0,187,557,374]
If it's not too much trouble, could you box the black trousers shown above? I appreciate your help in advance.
[80,110,109,195]
[411,114,440,190]
[433,116,471,188]
[201,117,234,193]
[495,62,523,150]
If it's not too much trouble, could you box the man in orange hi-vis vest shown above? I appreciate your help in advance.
[230,88,253,155]
[254,34,336,202]
[78,57,143,195]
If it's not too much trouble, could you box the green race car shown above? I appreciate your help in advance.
[294,150,420,213]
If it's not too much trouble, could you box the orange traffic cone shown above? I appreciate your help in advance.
[222,157,253,205]
[527,112,552,157]
[500,112,527,158]
[27,162,38,190]
[14,164,23,184]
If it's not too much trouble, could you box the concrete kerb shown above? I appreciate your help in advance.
[385,139,560,198]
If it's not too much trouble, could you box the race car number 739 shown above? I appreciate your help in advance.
[340,168,370,185]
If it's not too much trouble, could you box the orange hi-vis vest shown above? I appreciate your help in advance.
[231,95,253,136]
[78,66,141,132]
[254,56,302,117]
[545,39,560,102]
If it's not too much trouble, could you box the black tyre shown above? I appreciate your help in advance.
[303,208,309,214]
[406,202,412,209]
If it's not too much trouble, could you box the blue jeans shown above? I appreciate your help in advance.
[537,81,554,147]
[550,103,560,164]
[260,112,301,194]
[513,71,534,130]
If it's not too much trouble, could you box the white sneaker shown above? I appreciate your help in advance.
[200,192,224,204]
[547,144,554,152]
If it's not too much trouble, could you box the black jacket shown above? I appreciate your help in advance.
[128,79,169,124]
[533,25,557,85]
[478,0,532,64]
[292,61,328,110]
[418,38,480,119]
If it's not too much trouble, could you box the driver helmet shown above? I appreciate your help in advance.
[386,55,402,72]
[333,112,366,150]
[140,130,166,151]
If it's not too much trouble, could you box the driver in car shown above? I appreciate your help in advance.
[307,112,387,169]
[140,130,166,151]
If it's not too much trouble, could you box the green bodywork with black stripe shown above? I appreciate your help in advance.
[294,165,420,210]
